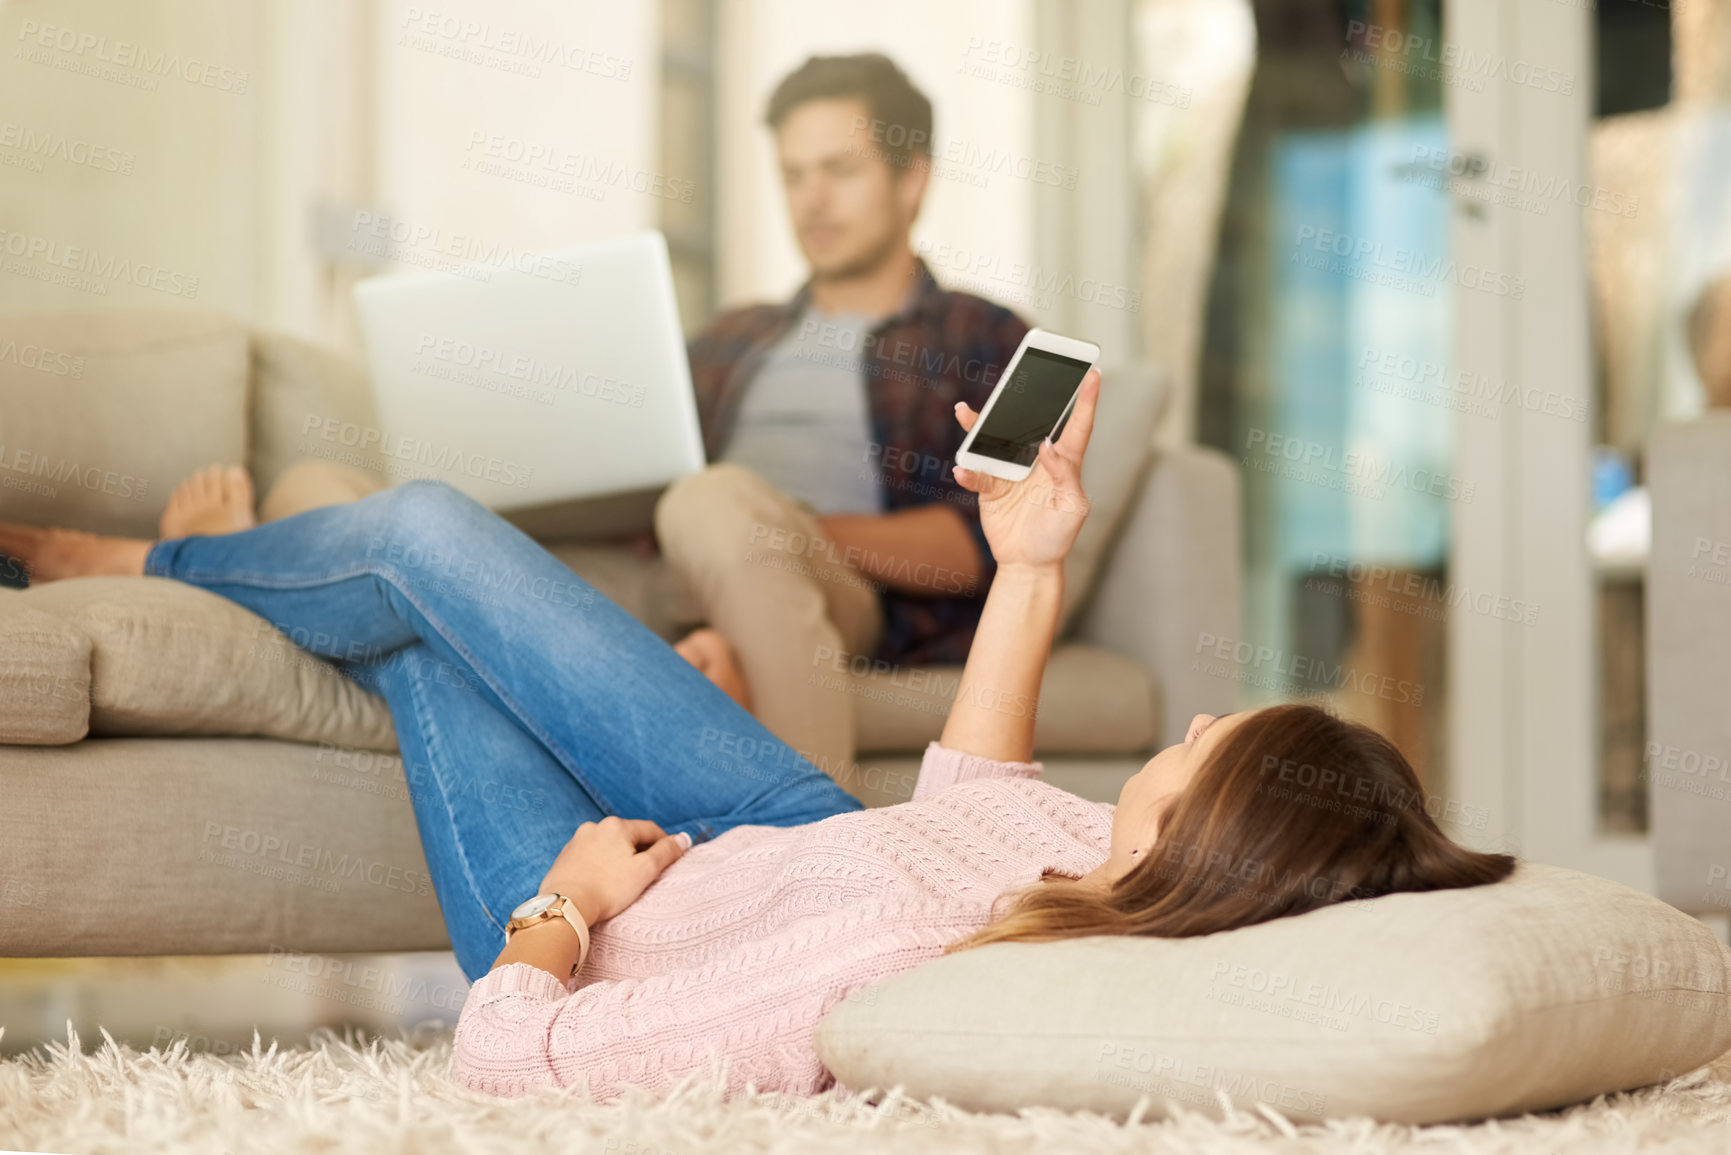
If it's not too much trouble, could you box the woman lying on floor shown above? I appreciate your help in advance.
[0,373,1513,1098]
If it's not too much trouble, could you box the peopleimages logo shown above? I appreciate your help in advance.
[1402,146,1638,219]
[0,229,200,298]
[0,122,135,175]
[462,131,695,203]
[201,822,432,896]
[0,339,83,377]
[1343,20,1576,96]
[1688,536,1731,588]
[959,38,1193,109]
[16,20,251,93]
[1356,346,1585,423]
[846,116,1079,190]
[264,947,467,1014]
[914,240,1141,313]
[1244,428,1476,504]
[0,443,148,500]
[1092,1042,1327,1115]
[1193,632,1425,705]
[413,334,645,408]
[1206,961,1443,1034]
[397,8,632,81]
[1308,552,1539,626]
[1292,225,1524,299]
[348,212,583,285]
[300,415,534,490]
[1260,753,1490,830]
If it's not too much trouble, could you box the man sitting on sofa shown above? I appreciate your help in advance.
[1,53,1030,783]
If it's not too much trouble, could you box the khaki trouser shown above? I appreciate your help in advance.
[261,461,883,778]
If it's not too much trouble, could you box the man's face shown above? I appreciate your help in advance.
[774,97,926,282]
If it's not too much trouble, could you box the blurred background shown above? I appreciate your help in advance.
[3,0,1728,1054]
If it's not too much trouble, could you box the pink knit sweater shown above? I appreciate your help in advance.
[452,742,1115,1098]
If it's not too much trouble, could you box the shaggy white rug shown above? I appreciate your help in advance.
[2,1026,1729,1155]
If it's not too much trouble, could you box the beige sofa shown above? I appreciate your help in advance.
[0,309,1240,957]
[1646,412,1731,915]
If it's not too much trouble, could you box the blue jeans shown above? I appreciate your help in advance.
[145,480,862,980]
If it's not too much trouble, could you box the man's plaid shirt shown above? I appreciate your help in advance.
[685,260,1029,667]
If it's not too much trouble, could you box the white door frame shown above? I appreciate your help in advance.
[1446,0,1653,889]
[1030,0,1139,360]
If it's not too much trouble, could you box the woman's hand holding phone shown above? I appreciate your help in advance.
[952,369,1099,572]
[937,370,1100,764]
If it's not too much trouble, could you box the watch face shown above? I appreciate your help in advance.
[511,893,557,920]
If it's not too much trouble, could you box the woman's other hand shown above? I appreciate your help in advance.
[538,816,689,925]
[952,370,1099,572]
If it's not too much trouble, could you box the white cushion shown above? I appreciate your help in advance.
[815,863,1731,1123]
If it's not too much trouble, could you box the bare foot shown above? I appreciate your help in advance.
[0,522,151,583]
[674,627,754,712]
[159,464,256,539]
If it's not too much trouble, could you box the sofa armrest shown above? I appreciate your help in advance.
[1073,444,1241,747]
[1646,412,1731,913]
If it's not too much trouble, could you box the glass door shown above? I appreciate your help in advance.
[1445,0,1656,888]
[1200,0,1647,879]
[1201,0,1462,807]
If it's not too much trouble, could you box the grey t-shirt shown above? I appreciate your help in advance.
[720,305,883,515]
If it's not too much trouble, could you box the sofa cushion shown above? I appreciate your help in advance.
[816,863,1731,1124]
[0,310,248,537]
[0,596,92,745]
[18,577,395,752]
[0,736,445,956]
[249,327,390,501]
[853,643,1157,755]
[1059,363,1165,629]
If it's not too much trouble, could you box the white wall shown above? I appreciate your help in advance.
[0,0,664,348]
[713,0,1036,309]
[258,1,377,347]
[370,0,662,269]
[1,0,1106,350]
[0,0,264,315]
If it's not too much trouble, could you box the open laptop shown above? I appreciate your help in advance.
[352,231,705,519]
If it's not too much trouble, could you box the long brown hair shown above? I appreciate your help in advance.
[950,704,1514,951]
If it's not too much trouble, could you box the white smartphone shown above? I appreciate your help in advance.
[954,328,1100,482]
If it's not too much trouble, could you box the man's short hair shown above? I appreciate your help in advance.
[764,53,933,169]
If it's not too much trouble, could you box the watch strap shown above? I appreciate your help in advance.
[556,895,591,976]
[507,894,591,977]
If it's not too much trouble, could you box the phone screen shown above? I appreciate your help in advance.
[966,347,1093,467]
